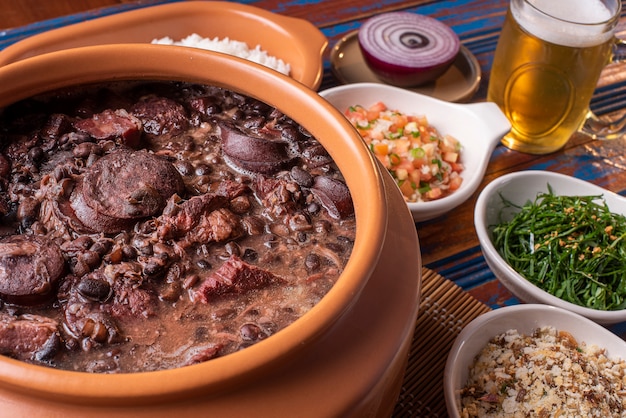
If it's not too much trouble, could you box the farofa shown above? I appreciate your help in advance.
[460,326,626,417]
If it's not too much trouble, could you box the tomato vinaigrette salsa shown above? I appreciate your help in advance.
[344,102,463,202]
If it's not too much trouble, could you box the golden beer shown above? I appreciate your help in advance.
[488,0,617,154]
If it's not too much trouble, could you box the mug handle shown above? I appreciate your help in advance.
[580,37,626,140]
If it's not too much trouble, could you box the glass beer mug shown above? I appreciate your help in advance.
[488,0,626,154]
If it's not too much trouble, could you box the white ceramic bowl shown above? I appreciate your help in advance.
[319,82,510,222]
[444,304,626,418]
[475,170,626,325]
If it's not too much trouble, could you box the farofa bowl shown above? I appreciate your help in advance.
[319,82,511,222]
[0,1,327,90]
[444,304,626,418]
[475,170,626,325]
[0,44,421,416]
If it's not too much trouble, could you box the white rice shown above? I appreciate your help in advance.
[151,33,291,76]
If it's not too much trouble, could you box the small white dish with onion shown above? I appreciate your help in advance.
[444,304,626,418]
[319,82,510,222]
[475,170,626,325]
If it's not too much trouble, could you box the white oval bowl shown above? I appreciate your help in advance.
[475,170,626,324]
[319,82,510,222]
[444,304,626,418]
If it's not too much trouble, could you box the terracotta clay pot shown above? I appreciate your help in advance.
[0,44,421,417]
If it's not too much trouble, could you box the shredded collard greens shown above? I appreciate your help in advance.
[492,186,626,311]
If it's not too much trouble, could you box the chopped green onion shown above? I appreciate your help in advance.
[410,147,425,159]
[491,187,626,311]
[418,182,431,194]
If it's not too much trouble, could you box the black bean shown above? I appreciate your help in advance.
[194,163,212,176]
[205,103,222,115]
[16,196,39,228]
[326,242,348,255]
[27,146,44,163]
[307,202,321,214]
[196,259,212,270]
[121,245,137,260]
[71,235,94,251]
[71,257,91,277]
[248,100,271,114]
[57,178,74,198]
[280,125,301,143]
[305,253,321,273]
[79,250,101,269]
[240,323,265,341]
[143,258,168,278]
[290,166,314,187]
[231,109,245,121]
[72,142,97,159]
[173,160,194,176]
[242,116,264,129]
[90,239,113,256]
[77,277,112,302]
[241,248,258,263]
[241,216,265,235]
[53,165,68,182]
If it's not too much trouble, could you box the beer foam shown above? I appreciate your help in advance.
[514,0,614,47]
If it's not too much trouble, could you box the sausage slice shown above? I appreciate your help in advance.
[70,149,185,233]
[0,235,65,305]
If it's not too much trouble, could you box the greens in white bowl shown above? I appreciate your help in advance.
[475,170,626,325]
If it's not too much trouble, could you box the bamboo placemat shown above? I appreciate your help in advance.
[392,267,491,418]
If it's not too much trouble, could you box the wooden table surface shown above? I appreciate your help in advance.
[1,0,626,333]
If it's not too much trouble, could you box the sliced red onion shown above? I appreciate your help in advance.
[358,12,460,87]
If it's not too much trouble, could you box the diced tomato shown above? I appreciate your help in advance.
[426,187,443,200]
[344,101,463,203]
[391,113,408,128]
[372,142,389,156]
[450,162,464,173]
[443,151,458,163]
[449,175,463,191]
[398,180,415,198]
[412,156,428,169]
[409,169,421,185]
[367,102,387,120]
[393,139,408,154]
